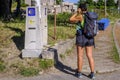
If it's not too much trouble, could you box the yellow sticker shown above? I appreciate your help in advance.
[29,20,35,24]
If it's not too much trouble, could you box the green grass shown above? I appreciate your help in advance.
[48,26,76,45]
[0,60,5,72]
[60,46,74,59]
[107,22,120,63]
[20,67,39,77]
[0,4,75,76]
[111,24,120,63]
[60,54,66,59]
[9,59,54,76]
[39,59,54,70]
[111,44,120,63]
[0,18,76,46]
[65,48,73,56]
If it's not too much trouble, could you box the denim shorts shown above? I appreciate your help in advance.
[76,29,94,47]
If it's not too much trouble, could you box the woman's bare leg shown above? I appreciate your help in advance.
[77,45,84,72]
[85,46,94,72]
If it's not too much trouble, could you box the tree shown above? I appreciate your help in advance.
[78,0,87,8]
[86,0,94,6]
[0,0,5,16]
[107,0,115,8]
[56,0,63,5]
[93,1,97,7]
[78,0,86,4]
[0,0,22,20]
[96,0,105,9]
[0,0,12,21]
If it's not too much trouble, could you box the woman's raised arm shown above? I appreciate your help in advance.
[70,13,82,23]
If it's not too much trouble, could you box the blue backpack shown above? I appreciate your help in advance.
[83,12,98,38]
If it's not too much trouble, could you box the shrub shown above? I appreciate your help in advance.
[48,12,72,26]
[56,12,72,26]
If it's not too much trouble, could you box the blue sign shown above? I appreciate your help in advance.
[28,8,36,16]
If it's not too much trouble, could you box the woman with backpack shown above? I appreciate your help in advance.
[70,3,95,79]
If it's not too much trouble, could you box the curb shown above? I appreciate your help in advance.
[81,67,120,74]
[41,38,75,59]
[95,67,120,74]
[113,20,120,58]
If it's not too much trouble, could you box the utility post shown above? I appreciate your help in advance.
[54,8,56,40]
[54,0,57,40]
[118,0,120,13]
[104,0,107,17]
[61,0,63,13]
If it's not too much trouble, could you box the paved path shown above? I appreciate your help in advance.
[16,70,120,80]
[0,25,120,80]
[57,25,120,74]
[1,69,120,80]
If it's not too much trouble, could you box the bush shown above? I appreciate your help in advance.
[48,12,72,26]
[48,14,54,27]
[56,12,72,26]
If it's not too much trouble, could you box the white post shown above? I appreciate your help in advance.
[22,6,42,57]
[35,0,48,46]
[105,0,107,17]
[22,0,42,57]
[22,0,48,57]
[35,0,41,18]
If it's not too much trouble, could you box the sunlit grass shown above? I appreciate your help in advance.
[48,25,76,45]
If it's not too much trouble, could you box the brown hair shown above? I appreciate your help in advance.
[78,3,87,11]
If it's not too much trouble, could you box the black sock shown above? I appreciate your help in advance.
[77,71,81,73]
[91,72,94,74]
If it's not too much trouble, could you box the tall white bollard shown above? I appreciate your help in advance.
[22,0,48,57]
[22,6,42,57]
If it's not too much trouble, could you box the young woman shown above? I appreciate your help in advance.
[70,3,95,79]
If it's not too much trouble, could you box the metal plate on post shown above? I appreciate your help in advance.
[28,8,36,16]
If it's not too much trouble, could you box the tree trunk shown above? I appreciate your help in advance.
[0,0,12,21]
[0,0,6,17]
[118,0,120,13]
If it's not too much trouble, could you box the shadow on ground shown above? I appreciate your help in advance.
[46,48,91,79]
[5,26,25,51]
[47,48,77,76]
